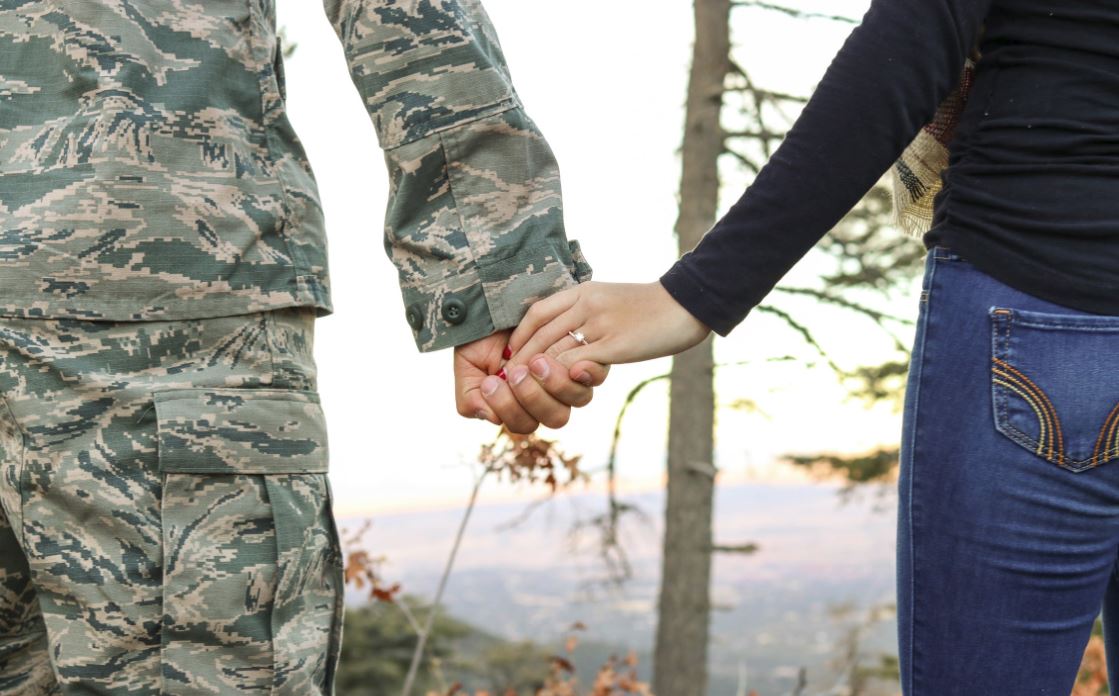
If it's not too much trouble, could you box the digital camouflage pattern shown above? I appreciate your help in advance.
[0,0,591,351]
[0,307,343,694]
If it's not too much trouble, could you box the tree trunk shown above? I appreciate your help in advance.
[652,2,730,696]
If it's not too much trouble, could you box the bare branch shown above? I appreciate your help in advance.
[711,542,760,554]
[770,285,912,326]
[754,304,845,377]
[720,80,810,105]
[723,128,787,142]
[400,461,492,696]
[395,596,424,637]
[686,460,719,478]
[492,494,552,532]
[722,146,762,175]
[731,0,859,24]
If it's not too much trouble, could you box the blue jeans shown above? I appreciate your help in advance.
[898,246,1119,694]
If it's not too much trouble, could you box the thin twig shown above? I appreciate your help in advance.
[770,285,911,326]
[754,304,845,377]
[723,147,762,175]
[395,596,423,636]
[400,464,493,696]
[731,0,858,24]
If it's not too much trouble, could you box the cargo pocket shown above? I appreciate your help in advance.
[990,307,1119,472]
[156,387,343,694]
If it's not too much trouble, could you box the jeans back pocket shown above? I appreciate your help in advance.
[991,306,1119,472]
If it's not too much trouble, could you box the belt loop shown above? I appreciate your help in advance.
[933,246,962,261]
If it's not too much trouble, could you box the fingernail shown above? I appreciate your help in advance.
[574,371,593,386]
[502,345,512,360]
[530,357,550,379]
[474,410,489,421]
[482,376,501,397]
[497,368,507,381]
[509,365,529,386]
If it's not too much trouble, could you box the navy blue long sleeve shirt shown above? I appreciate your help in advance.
[661,0,1119,336]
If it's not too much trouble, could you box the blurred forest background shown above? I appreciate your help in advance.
[276,1,1110,695]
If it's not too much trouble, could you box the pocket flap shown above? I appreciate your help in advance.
[154,388,329,474]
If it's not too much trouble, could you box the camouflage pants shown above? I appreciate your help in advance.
[0,308,344,694]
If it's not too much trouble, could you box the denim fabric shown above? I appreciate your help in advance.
[898,246,1119,694]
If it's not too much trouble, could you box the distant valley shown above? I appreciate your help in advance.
[341,480,900,695]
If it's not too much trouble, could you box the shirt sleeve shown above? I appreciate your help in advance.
[321,0,592,352]
[658,0,991,336]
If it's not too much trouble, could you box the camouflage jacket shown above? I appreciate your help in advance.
[0,0,591,351]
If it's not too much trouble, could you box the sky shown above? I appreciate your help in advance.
[272,0,915,517]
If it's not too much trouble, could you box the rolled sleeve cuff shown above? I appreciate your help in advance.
[403,238,592,352]
[385,101,592,352]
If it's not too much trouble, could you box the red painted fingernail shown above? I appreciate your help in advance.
[502,345,512,360]
[497,368,507,381]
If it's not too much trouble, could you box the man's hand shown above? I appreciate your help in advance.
[454,329,608,434]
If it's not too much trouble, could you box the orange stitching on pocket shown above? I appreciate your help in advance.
[992,356,1065,463]
[1093,402,1119,466]
[993,376,1050,456]
[1107,416,1119,464]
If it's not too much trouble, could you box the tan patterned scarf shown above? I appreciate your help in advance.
[890,47,981,239]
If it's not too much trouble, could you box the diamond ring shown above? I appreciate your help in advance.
[568,330,588,345]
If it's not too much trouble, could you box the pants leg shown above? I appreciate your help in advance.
[0,308,343,695]
[1101,557,1119,679]
[898,246,1119,694]
[0,503,56,695]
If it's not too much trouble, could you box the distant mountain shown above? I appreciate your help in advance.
[341,480,900,695]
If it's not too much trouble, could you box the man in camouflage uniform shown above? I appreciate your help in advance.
[0,1,597,693]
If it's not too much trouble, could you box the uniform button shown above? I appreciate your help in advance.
[405,303,425,331]
[441,296,467,325]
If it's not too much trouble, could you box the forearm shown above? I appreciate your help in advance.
[323,0,591,351]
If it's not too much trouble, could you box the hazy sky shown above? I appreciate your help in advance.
[274,0,915,517]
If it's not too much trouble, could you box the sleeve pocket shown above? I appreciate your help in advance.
[154,387,329,474]
[990,306,1119,472]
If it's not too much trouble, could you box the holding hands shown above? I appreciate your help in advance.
[453,282,710,434]
[453,328,609,433]
[447,280,702,434]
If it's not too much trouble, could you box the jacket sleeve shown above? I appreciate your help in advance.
[321,0,592,352]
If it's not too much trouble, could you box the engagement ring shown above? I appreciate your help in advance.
[568,330,588,345]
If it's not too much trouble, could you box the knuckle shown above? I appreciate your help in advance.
[543,410,570,429]
[512,376,536,398]
[546,373,571,394]
[529,301,551,324]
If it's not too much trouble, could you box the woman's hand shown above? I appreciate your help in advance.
[507,281,711,369]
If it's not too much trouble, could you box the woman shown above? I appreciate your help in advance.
[507,0,1119,692]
